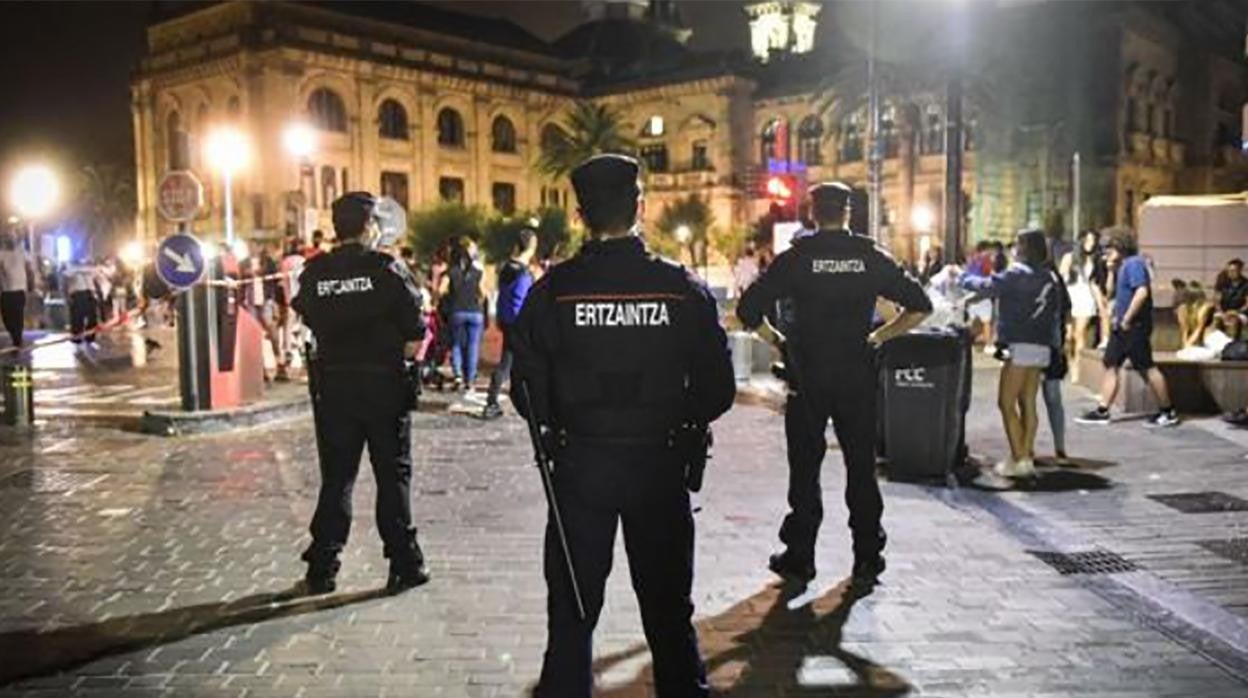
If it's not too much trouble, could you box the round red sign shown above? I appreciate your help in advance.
[157,170,204,222]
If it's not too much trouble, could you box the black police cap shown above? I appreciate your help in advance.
[331,191,378,237]
[808,182,853,210]
[570,154,641,208]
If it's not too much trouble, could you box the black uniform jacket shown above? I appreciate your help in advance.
[510,236,735,438]
[292,242,425,371]
[737,229,932,385]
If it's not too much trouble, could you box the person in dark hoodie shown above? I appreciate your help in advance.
[959,229,1060,479]
[482,227,537,420]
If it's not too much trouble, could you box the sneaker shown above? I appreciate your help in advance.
[993,458,1020,478]
[1075,407,1111,425]
[481,403,504,420]
[982,344,997,355]
[768,550,816,584]
[1013,458,1037,478]
[1146,410,1180,428]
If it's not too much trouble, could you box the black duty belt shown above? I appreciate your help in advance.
[562,432,671,447]
[320,364,404,375]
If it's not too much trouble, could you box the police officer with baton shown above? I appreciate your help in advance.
[510,155,735,697]
[737,182,931,590]
[292,192,429,595]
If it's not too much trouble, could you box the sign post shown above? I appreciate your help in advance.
[156,170,214,412]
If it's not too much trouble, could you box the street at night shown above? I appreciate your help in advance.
[2,0,1248,696]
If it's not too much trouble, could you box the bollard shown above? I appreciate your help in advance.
[2,360,35,427]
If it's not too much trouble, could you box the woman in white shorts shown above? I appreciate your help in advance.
[959,230,1062,479]
[1059,230,1107,381]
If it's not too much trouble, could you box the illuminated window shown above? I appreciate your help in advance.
[922,105,943,155]
[760,118,787,164]
[646,115,665,137]
[840,116,862,162]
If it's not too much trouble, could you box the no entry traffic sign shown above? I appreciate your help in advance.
[156,233,207,289]
[157,170,203,222]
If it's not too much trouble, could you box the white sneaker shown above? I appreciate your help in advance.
[1013,458,1037,478]
[983,344,997,355]
[993,458,1019,478]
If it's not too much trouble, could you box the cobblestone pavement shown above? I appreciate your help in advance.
[1,364,1247,696]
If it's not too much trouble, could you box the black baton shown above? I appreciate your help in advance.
[519,381,587,621]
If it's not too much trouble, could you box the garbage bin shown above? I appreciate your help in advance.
[878,326,972,482]
[2,359,35,427]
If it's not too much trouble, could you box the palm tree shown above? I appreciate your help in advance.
[78,164,136,253]
[537,101,636,180]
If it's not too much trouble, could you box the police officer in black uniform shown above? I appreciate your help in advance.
[737,182,932,589]
[292,192,429,595]
[510,155,735,697]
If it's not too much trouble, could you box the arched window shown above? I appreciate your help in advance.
[797,116,823,165]
[166,110,183,170]
[760,118,788,164]
[879,106,899,158]
[321,166,338,208]
[308,88,347,133]
[378,99,408,140]
[921,104,943,155]
[492,116,517,153]
[541,124,567,151]
[839,116,862,162]
[437,107,464,147]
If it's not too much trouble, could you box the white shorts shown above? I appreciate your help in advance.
[1009,343,1051,368]
[968,299,994,322]
[1069,282,1097,319]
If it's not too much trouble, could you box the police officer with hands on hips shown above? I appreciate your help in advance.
[292,192,429,595]
[510,154,735,697]
[737,182,932,590]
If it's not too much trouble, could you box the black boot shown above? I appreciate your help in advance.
[851,554,886,592]
[768,549,816,584]
[386,539,430,594]
[301,549,340,595]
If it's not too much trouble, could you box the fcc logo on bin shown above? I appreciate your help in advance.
[894,366,934,389]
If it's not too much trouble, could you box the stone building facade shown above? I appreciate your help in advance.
[132,0,1246,262]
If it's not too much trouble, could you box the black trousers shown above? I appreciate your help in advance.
[69,291,99,343]
[0,291,24,347]
[780,369,885,563]
[485,325,513,407]
[537,441,708,698]
[307,369,417,562]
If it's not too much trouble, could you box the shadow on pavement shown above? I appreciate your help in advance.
[0,584,388,686]
[587,581,912,697]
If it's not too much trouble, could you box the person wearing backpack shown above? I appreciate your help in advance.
[483,227,537,420]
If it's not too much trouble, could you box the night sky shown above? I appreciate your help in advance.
[0,0,759,188]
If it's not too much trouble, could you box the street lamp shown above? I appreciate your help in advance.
[203,126,251,246]
[9,164,60,254]
[282,121,316,160]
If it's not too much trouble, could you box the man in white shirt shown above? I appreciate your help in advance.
[0,231,36,348]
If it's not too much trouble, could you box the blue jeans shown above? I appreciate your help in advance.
[450,311,484,386]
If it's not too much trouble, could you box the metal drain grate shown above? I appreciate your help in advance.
[0,470,106,494]
[1028,549,1139,575]
[1199,538,1248,565]
[1147,492,1248,514]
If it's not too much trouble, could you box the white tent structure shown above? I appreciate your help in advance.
[1139,192,1248,307]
